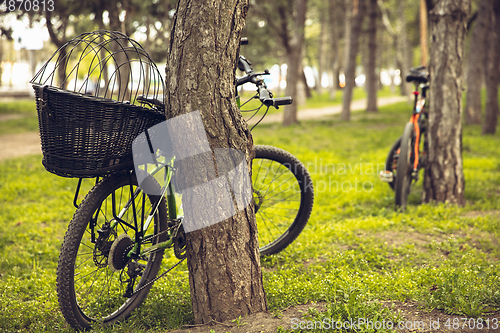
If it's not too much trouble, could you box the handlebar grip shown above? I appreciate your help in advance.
[272,97,293,106]
[262,97,293,107]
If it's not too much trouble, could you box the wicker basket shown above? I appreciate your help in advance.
[30,31,166,178]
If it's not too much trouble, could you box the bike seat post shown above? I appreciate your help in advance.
[412,86,420,114]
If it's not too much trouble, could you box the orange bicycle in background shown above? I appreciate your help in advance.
[380,66,430,211]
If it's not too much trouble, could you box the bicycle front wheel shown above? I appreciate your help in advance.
[57,172,168,330]
[253,145,314,256]
[395,123,414,211]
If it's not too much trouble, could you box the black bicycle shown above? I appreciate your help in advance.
[31,31,314,330]
[380,66,429,211]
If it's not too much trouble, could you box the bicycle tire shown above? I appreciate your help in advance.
[384,136,402,190]
[57,172,168,330]
[253,145,314,256]
[395,123,414,211]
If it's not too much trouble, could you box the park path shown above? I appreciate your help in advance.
[251,95,407,124]
[0,96,407,161]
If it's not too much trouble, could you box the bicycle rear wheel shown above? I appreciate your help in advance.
[384,136,401,190]
[395,123,414,211]
[253,145,314,256]
[57,172,168,330]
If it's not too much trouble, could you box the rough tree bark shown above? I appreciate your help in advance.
[164,0,267,324]
[365,0,378,113]
[342,0,365,121]
[482,0,500,135]
[283,0,307,126]
[464,0,489,125]
[423,0,468,205]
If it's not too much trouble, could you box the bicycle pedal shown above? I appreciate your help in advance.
[379,170,394,183]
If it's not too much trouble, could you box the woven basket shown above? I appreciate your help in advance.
[30,30,166,178]
[33,85,165,178]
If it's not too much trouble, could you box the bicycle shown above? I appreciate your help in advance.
[379,66,429,211]
[31,31,313,330]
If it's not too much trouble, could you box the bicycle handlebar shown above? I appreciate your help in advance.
[236,46,293,109]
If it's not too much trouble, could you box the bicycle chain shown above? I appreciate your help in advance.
[125,219,186,297]
[127,258,185,297]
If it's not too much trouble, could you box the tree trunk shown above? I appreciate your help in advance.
[302,67,312,99]
[0,39,3,87]
[328,0,341,99]
[366,0,378,112]
[46,11,68,89]
[283,0,307,126]
[397,0,410,97]
[165,0,267,324]
[465,0,489,125]
[420,0,429,66]
[317,8,327,94]
[423,0,468,205]
[342,0,365,121]
[109,9,131,101]
[482,0,500,135]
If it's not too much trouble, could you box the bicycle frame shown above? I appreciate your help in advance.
[408,83,429,173]
[72,159,182,260]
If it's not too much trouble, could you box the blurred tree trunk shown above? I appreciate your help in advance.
[0,39,3,87]
[379,0,410,97]
[377,0,396,94]
[164,0,267,324]
[423,0,469,205]
[302,67,312,99]
[45,11,68,89]
[283,0,307,126]
[465,0,489,125]
[397,0,410,97]
[342,0,365,121]
[482,0,500,135]
[365,0,378,112]
[109,8,131,101]
[420,0,429,66]
[316,8,327,94]
[328,0,341,99]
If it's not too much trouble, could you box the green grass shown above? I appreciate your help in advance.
[1,100,499,332]
[0,99,38,134]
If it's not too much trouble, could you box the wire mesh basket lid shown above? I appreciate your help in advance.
[31,30,164,104]
[30,30,166,178]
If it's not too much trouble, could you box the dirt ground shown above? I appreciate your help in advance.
[169,301,499,332]
[0,132,41,160]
